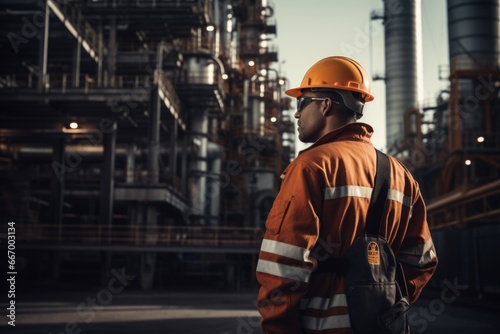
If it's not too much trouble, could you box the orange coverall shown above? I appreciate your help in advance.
[256,122,438,333]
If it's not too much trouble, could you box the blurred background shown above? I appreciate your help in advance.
[0,0,499,333]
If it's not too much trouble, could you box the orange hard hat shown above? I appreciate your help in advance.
[285,56,374,102]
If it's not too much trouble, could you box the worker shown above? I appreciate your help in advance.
[256,56,438,333]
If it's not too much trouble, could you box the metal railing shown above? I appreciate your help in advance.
[0,73,155,92]
[18,224,263,248]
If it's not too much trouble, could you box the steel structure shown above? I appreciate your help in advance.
[371,0,423,154]
[400,0,500,297]
[0,0,294,289]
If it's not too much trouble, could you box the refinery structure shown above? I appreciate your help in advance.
[1,0,294,289]
[1,0,499,298]
[372,0,500,297]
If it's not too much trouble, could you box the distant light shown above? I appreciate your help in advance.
[465,159,472,166]
[248,60,255,67]
[260,69,267,76]
[69,122,78,129]
[278,79,285,85]
[206,25,215,32]
[222,73,228,80]
[477,136,485,143]
[270,117,277,123]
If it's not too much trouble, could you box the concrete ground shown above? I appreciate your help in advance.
[1,288,499,334]
[2,289,263,334]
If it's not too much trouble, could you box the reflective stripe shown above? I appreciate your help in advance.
[256,259,312,282]
[301,314,351,330]
[260,239,310,263]
[300,295,348,310]
[388,189,412,207]
[397,238,437,267]
[324,185,372,200]
[324,186,413,209]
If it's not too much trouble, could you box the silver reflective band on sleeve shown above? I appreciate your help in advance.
[300,294,348,310]
[260,239,311,263]
[324,185,372,200]
[256,259,312,282]
[301,314,351,330]
[388,189,412,207]
[397,237,437,267]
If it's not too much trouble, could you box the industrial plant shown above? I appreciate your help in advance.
[371,0,500,298]
[1,0,294,290]
[1,0,499,305]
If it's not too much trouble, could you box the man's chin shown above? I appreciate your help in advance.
[298,134,312,143]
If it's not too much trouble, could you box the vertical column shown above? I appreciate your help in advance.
[126,144,137,184]
[51,139,65,240]
[181,135,188,196]
[73,38,81,88]
[38,0,50,92]
[108,17,117,87]
[99,121,117,242]
[140,86,161,290]
[148,89,161,184]
[50,139,65,281]
[169,122,178,185]
[99,122,116,285]
[97,22,104,87]
[383,0,422,153]
[189,109,209,225]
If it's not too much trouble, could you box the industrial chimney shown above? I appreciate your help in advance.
[447,0,500,137]
[378,0,423,154]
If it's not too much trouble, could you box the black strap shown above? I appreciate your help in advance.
[365,149,390,235]
[314,148,392,276]
[314,257,350,274]
[367,150,410,299]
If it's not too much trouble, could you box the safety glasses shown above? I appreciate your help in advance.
[296,97,338,112]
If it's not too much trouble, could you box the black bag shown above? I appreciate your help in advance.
[343,150,410,334]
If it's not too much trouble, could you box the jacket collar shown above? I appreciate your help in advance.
[298,122,374,155]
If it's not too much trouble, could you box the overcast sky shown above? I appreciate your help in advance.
[270,0,449,153]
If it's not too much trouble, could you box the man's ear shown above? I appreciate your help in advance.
[322,98,334,116]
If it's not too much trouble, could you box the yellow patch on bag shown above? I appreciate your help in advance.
[367,241,380,265]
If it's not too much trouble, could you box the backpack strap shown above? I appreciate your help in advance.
[368,149,410,300]
[365,149,390,235]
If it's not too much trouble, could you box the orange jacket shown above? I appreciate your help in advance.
[256,123,438,334]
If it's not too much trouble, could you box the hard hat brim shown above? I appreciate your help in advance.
[284,87,302,98]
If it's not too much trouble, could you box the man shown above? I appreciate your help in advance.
[256,56,438,333]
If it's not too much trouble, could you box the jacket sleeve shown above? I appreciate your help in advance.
[256,161,322,334]
[396,186,438,303]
